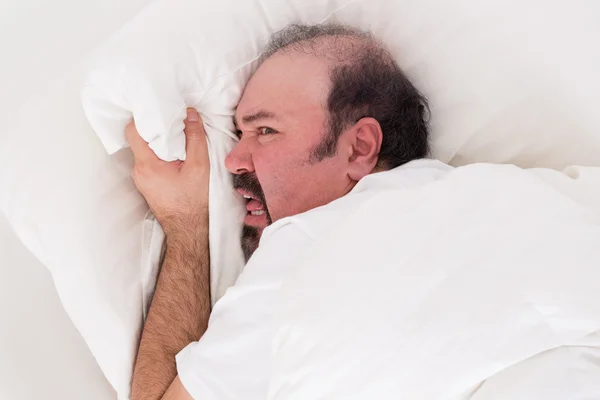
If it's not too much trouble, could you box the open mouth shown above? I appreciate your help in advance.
[243,194,266,216]
[237,189,267,218]
[233,172,271,227]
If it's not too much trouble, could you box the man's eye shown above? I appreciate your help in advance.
[235,129,243,138]
[259,127,277,135]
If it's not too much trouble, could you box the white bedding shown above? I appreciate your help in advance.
[1,0,600,398]
[270,163,600,399]
[0,0,150,398]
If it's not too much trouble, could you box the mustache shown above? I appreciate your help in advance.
[232,173,267,205]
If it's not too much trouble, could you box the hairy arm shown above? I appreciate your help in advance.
[125,109,211,400]
[131,225,210,399]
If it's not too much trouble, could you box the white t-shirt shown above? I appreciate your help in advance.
[175,159,452,399]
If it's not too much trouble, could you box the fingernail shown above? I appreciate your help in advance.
[187,108,199,122]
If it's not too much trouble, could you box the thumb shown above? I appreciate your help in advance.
[183,108,209,164]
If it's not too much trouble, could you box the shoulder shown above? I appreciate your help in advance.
[261,159,453,243]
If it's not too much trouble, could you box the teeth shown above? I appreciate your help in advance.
[243,195,252,199]
[250,210,265,216]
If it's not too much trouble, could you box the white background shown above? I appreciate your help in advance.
[0,0,154,398]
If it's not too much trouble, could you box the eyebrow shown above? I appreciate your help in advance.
[234,110,278,128]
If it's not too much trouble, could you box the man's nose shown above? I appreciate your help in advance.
[225,137,255,175]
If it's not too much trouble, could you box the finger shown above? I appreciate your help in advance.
[125,120,161,165]
[183,108,209,165]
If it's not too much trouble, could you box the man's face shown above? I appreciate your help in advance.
[226,51,353,257]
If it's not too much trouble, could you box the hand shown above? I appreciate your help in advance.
[125,108,210,237]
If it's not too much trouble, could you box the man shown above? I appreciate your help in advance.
[126,23,429,399]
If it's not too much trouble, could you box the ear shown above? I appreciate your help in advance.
[345,117,383,181]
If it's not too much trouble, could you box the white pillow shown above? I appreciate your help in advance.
[83,0,600,170]
[2,0,599,399]
[0,71,145,399]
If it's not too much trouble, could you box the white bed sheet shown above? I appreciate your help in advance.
[2,0,599,398]
[0,215,116,400]
[0,0,155,125]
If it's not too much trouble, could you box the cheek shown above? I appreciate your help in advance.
[252,145,309,213]
[251,130,337,219]
[254,146,299,191]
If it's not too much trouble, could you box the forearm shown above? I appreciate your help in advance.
[131,222,211,400]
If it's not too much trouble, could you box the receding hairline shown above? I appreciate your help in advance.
[260,23,394,68]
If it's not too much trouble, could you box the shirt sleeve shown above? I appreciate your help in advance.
[176,222,314,400]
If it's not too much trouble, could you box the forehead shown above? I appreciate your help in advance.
[236,52,331,125]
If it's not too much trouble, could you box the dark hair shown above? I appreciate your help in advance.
[262,23,430,169]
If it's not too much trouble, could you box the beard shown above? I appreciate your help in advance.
[233,173,272,261]
[241,225,262,262]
